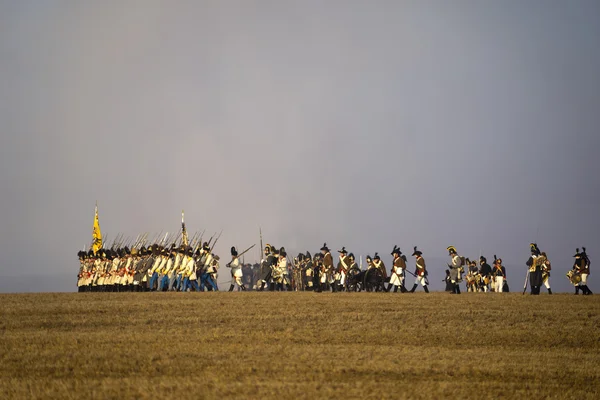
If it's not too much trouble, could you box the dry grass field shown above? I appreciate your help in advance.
[1,292,599,399]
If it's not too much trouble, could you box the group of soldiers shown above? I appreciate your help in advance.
[77,240,593,295]
[76,242,224,292]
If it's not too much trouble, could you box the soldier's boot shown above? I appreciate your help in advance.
[583,285,592,295]
[241,285,246,291]
[548,288,552,294]
[393,286,398,293]
[228,284,235,292]
[259,281,265,291]
[269,283,276,291]
[286,284,292,291]
[575,286,580,295]
[409,284,418,293]
[423,285,429,293]
[331,284,337,292]
[455,284,461,294]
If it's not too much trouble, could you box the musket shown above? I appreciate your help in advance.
[210,230,223,252]
[198,229,206,245]
[161,232,169,246]
[227,244,256,267]
[259,228,264,261]
[110,233,119,250]
[152,231,163,246]
[206,232,216,248]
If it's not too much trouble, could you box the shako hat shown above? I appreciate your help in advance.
[530,243,541,255]
[447,246,457,255]
[231,246,238,257]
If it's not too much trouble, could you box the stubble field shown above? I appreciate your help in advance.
[0,292,599,399]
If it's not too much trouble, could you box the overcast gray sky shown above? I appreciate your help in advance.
[1,0,598,292]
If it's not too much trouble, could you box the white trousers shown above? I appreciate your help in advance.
[494,276,503,293]
[543,278,551,289]
[579,273,588,286]
[339,271,346,285]
[390,272,404,286]
[414,275,427,286]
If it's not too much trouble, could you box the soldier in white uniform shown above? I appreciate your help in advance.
[388,246,406,292]
[227,247,245,291]
[447,246,463,294]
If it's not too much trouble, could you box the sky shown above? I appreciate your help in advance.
[0,0,598,293]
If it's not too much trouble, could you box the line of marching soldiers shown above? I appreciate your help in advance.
[77,243,223,292]
[78,242,592,294]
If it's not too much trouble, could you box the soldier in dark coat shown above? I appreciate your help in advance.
[479,256,492,292]
[526,243,543,295]
[321,243,334,292]
[259,244,276,291]
[409,246,429,293]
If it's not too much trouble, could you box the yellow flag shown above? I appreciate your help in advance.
[92,204,103,254]
[181,210,189,247]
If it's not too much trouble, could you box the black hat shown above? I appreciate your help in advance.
[412,246,422,256]
[305,251,312,260]
[77,251,85,259]
[373,252,380,260]
[480,255,486,263]
[320,243,329,252]
[447,246,457,255]
[203,242,210,251]
[530,243,540,255]
[280,249,287,257]
[348,253,355,260]
[391,246,401,256]
[338,247,347,254]
[574,248,581,258]
[231,246,238,257]
[366,255,372,261]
